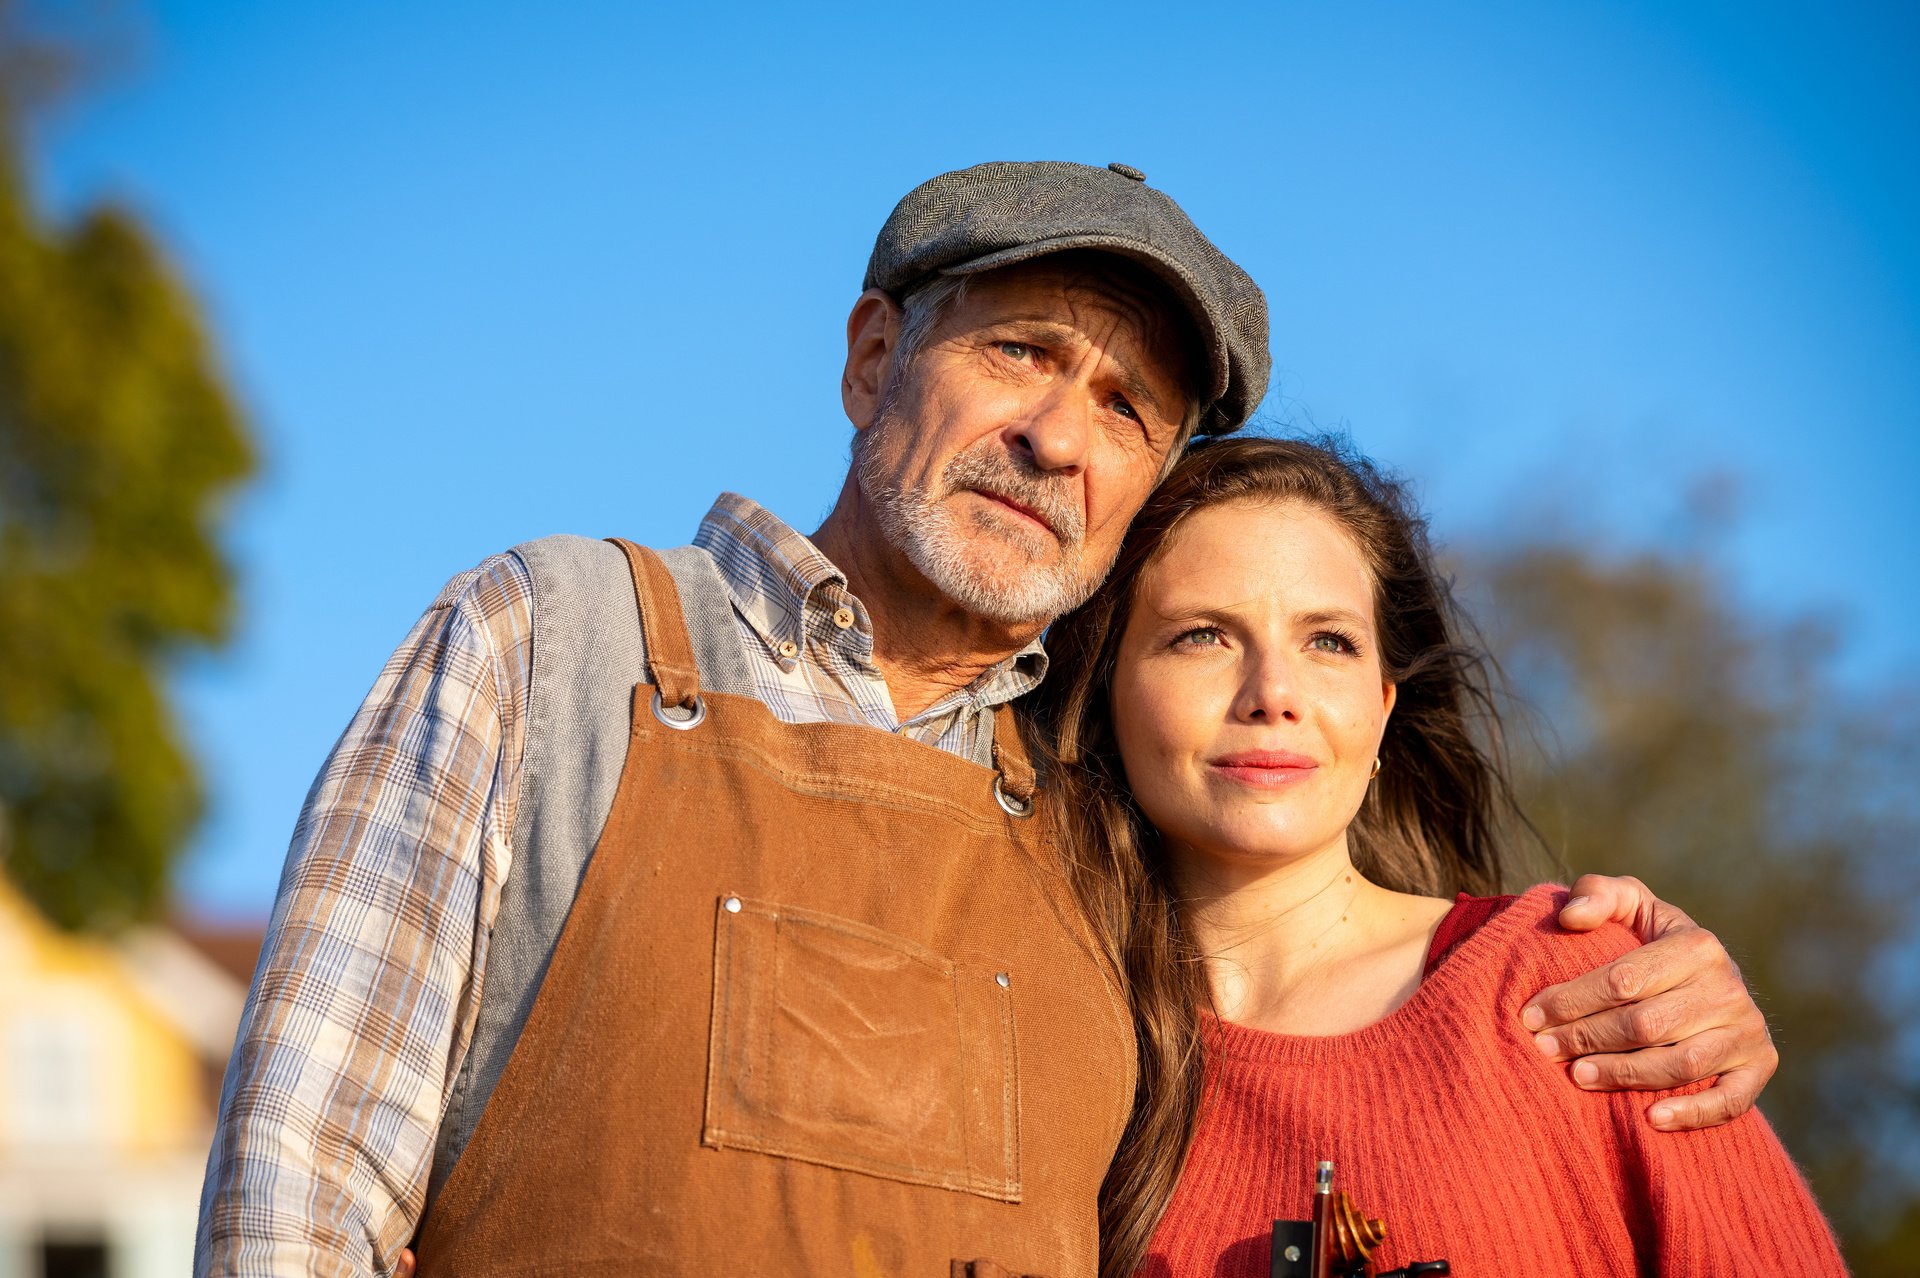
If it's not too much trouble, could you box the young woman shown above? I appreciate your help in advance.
[1028,437,1845,1277]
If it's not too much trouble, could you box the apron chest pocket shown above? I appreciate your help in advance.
[702,896,1021,1202]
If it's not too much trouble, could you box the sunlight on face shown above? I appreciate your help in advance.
[855,262,1192,627]
[1110,499,1397,874]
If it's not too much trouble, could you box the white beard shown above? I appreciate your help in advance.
[855,412,1100,628]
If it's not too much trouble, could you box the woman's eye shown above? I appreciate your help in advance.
[1309,631,1357,655]
[1174,626,1224,648]
[1111,397,1140,421]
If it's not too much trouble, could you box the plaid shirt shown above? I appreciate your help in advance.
[195,494,1047,1277]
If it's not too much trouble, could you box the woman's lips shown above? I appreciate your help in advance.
[1209,750,1319,787]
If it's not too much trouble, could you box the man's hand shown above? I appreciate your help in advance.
[1520,873,1777,1132]
[396,1250,416,1278]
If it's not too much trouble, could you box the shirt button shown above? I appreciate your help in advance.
[777,639,799,659]
[832,607,855,630]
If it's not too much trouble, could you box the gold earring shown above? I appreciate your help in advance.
[1370,757,1382,779]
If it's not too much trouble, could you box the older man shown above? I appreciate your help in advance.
[196,162,1775,1278]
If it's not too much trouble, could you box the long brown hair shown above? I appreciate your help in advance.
[1022,436,1523,1278]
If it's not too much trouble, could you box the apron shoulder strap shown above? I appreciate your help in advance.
[607,538,701,710]
[989,703,1037,809]
[654,545,756,698]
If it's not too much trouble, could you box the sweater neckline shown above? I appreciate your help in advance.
[1203,883,1565,1067]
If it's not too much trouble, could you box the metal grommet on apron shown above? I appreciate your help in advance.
[650,687,707,730]
[992,773,1033,818]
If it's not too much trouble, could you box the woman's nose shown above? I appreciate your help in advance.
[1234,655,1301,723]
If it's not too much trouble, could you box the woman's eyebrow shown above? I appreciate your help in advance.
[1297,607,1373,631]
[1147,594,1260,624]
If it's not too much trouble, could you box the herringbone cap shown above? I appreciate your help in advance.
[864,160,1269,435]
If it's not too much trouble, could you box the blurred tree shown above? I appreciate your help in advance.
[0,4,254,931]
[1475,536,1920,1272]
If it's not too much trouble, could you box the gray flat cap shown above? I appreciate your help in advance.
[865,160,1269,435]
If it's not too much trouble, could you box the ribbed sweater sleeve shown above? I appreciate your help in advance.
[1145,884,1847,1277]
[1608,1081,1845,1274]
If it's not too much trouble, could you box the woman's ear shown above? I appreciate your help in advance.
[842,288,903,431]
[1381,681,1399,720]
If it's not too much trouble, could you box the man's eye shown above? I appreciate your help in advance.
[1111,397,1140,421]
[997,341,1035,362]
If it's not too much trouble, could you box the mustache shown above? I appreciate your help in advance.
[942,442,1085,545]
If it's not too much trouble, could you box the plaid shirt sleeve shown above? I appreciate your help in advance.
[195,552,533,1278]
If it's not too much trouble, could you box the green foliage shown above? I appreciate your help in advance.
[1475,540,1920,1272]
[0,74,254,930]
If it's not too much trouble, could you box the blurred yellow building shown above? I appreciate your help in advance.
[0,879,253,1278]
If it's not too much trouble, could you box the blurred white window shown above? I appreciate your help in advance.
[8,1011,100,1144]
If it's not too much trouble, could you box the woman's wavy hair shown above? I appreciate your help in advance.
[1021,435,1524,1278]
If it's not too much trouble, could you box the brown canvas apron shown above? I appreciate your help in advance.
[415,541,1136,1277]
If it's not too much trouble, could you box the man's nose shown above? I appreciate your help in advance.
[1004,382,1092,475]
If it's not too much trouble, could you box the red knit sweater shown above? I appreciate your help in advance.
[1143,885,1846,1276]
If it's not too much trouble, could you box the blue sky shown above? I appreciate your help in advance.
[30,0,1919,920]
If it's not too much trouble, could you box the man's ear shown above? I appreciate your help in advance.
[843,287,903,432]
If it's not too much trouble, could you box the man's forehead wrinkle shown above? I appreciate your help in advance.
[1063,299,1186,419]
[1056,269,1194,360]
[969,260,1175,347]
[1055,276,1184,368]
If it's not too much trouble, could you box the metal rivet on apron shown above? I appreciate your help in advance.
[992,773,1034,819]
[723,896,742,913]
[994,972,1010,988]
[650,688,708,731]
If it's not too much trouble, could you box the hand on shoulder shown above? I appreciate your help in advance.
[1518,874,1778,1131]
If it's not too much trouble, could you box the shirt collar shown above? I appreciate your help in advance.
[694,492,844,652]
[691,493,1050,707]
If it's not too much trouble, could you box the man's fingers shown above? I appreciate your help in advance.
[1523,924,1736,1033]
[395,1248,417,1278]
[1558,874,1648,934]
[1529,965,1731,1059]
[1521,930,1712,1032]
[1559,874,1698,940]
[1645,1061,1771,1132]
[1555,1026,1742,1090]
